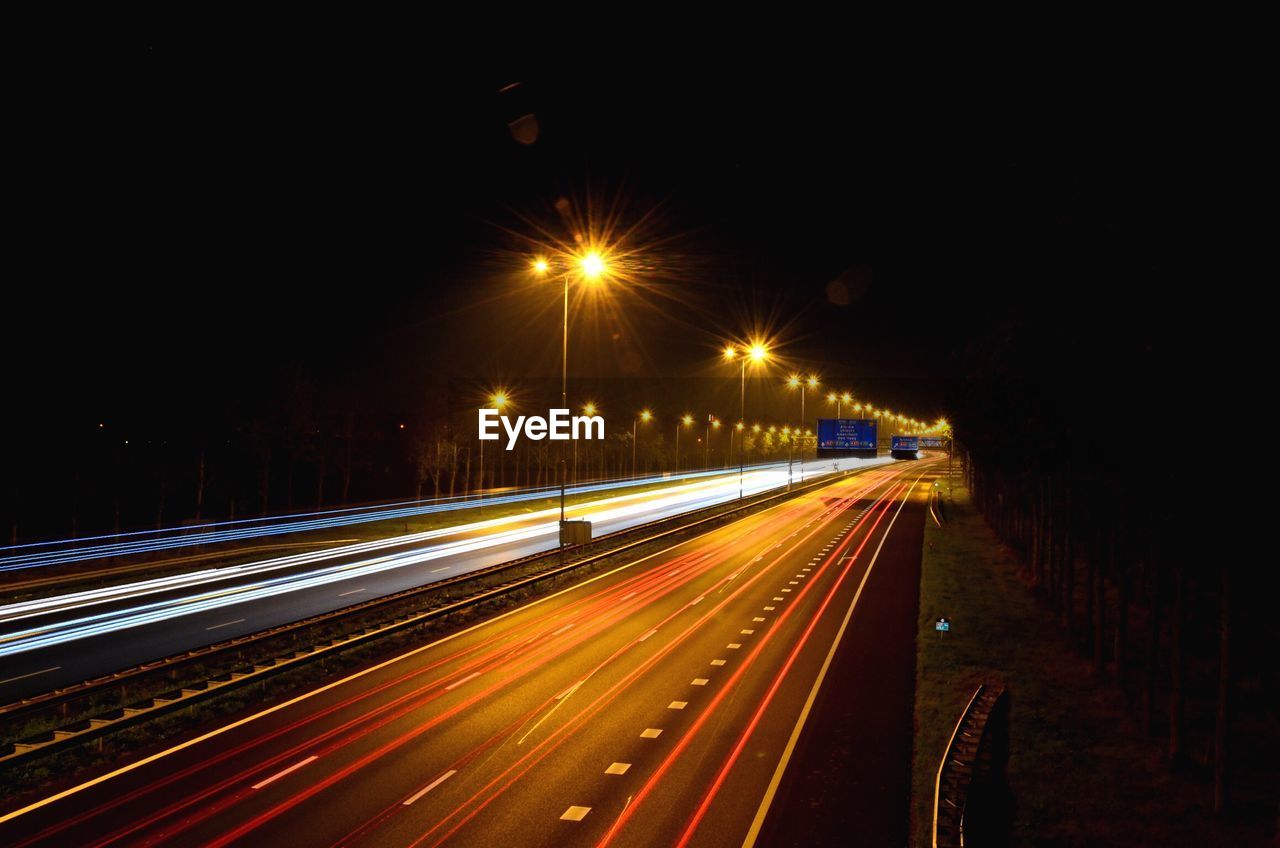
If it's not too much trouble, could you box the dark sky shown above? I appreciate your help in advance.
[9,46,1254,438]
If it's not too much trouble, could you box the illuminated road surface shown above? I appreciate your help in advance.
[0,458,886,701]
[0,458,936,847]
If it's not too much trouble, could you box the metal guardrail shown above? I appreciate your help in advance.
[0,468,867,766]
[932,683,1006,847]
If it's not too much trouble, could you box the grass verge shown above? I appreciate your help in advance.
[909,481,1255,847]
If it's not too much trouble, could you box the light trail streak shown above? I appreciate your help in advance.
[42,498,805,848]
[4,466,907,848]
[0,461,889,658]
[0,462,854,573]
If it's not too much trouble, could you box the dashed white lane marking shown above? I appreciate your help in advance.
[753,617,766,622]
[773,596,785,601]
[727,643,742,650]
[668,701,688,710]
[0,666,60,685]
[431,567,450,573]
[690,596,705,606]
[781,588,792,593]
[764,606,776,611]
[337,588,365,597]
[206,618,246,631]
[403,770,457,805]
[741,629,755,635]
[252,756,318,790]
[692,678,709,686]
[605,763,631,775]
[445,671,481,691]
[789,581,799,585]
[561,806,592,821]
[638,629,657,642]
[622,591,638,600]
[641,728,663,738]
[711,659,726,666]
[552,622,576,636]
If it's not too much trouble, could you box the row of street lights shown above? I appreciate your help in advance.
[521,247,942,544]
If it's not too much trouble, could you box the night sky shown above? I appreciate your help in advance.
[9,46,1256,446]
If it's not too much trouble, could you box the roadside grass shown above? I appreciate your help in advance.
[910,482,1255,847]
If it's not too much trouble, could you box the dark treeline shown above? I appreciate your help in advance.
[949,244,1275,825]
[2,374,873,546]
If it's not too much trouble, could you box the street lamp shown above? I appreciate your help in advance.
[676,413,693,471]
[723,340,771,498]
[787,374,819,482]
[632,409,652,478]
[533,251,609,531]
[479,389,512,500]
[575,401,598,485]
[706,416,719,470]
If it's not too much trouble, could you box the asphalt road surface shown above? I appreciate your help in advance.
[0,458,936,847]
[0,459,880,702]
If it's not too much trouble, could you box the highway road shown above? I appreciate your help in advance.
[0,457,937,847]
[0,458,883,702]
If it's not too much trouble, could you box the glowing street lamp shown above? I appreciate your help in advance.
[724,339,771,498]
[574,401,599,484]
[480,387,513,499]
[632,409,653,478]
[707,415,720,469]
[532,251,611,528]
[675,413,694,471]
[787,373,819,481]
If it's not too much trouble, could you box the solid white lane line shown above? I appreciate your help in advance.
[641,728,663,738]
[337,587,365,597]
[743,469,922,846]
[404,770,457,805]
[605,763,631,775]
[0,666,60,685]
[561,806,592,821]
[445,671,481,691]
[251,755,317,790]
[205,618,246,631]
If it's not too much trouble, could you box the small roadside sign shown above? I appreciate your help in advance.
[935,617,950,633]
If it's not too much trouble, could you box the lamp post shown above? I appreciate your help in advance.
[480,390,510,507]
[787,374,819,482]
[632,409,652,478]
[575,401,597,486]
[533,252,606,532]
[675,414,693,472]
[705,416,719,469]
[723,341,770,499]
